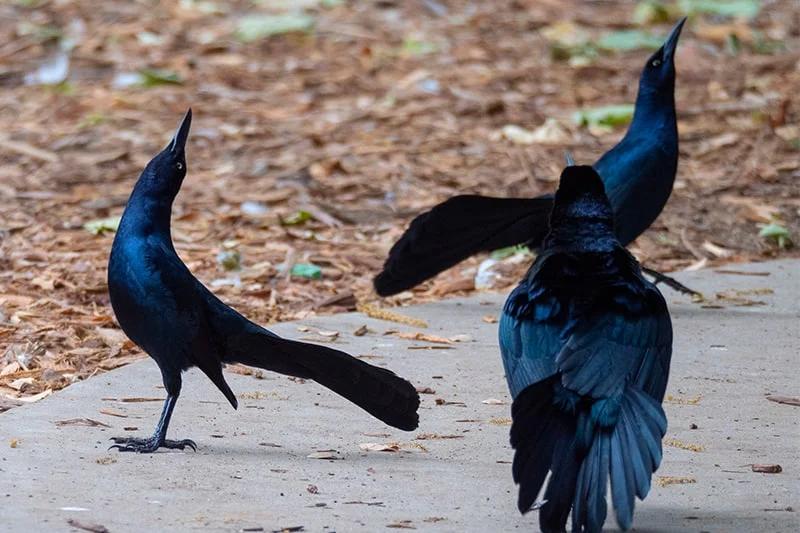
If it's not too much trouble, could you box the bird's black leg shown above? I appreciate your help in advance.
[642,266,702,298]
[109,393,196,453]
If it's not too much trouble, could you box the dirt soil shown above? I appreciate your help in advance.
[1,0,798,406]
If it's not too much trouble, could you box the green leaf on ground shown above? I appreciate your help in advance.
[236,13,315,42]
[282,210,313,226]
[678,0,760,19]
[216,250,242,271]
[83,216,121,235]
[540,21,598,64]
[291,263,322,279]
[16,21,63,42]
[400,38,437,56]
[78,112,107,128]
[597,30,665,51]
[758,223,792,249]
[632,1,672,24]
[138,68,183,87]
[490,245,531,260]
[573,104,635,128]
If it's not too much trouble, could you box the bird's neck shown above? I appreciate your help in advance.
[118,183,175,240]
[544,229,617,256]
[630,85,676,134]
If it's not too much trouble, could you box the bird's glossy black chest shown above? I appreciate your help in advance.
[108,236,173,358]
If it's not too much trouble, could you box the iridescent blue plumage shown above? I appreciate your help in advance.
[499,165,673,532]
[107,111,419,453]
[374,19,686,296]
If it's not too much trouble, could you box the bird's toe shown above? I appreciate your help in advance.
[163,438,197,451]
[108,436,160,453]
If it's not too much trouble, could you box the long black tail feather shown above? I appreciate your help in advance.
[227,331,420,431]
[374,195,554,296]
[511,380,667,532]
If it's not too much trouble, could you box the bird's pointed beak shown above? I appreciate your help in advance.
[169,108,192,155]
[662,17,686,61]
[564,151,575,166]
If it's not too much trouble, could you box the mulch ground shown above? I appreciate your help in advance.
[1,0,798,407]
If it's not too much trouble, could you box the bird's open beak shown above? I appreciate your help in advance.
[169,108,192,154]
[662,17,687,61]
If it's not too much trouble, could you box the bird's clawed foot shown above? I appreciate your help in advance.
[109,436,197,453]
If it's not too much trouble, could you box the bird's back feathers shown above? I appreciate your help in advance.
[500,165,672,531]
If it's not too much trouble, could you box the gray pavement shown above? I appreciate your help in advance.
[1,260,798,532]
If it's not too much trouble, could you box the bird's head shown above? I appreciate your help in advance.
[638,17,686,93]
[137,109,192,199]
[544,164,617,252]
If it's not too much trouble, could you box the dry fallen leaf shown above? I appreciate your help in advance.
[16,389,53,403]
[386,521,416,530]
[765,395,800,407]
[656,476,696,487]
[415,433,464,440]
[359,442,401,452]
[692,132,740,157]
[752,464,782,474]
[98,408,128,418]
[482,398,507,405]
[104,397,162,403]
[55,418,111,428]
[66,519,110,533]
[663,438,705,452]
[395,332,452,344]
[307,450,341,460]
[665,395,702,405]
[407,346,453,350]
[357,303,428,328]
[435,398,466,406]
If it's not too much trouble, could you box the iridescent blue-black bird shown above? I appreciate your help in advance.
[107,110,419,453]
[374,18,688,297]
[499,165,672,532]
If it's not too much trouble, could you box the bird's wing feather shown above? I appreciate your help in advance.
[146,238,239,407]
[556,286,672,401]
[499,282,567,398]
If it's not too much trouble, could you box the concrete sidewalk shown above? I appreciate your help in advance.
[1,260,798,532]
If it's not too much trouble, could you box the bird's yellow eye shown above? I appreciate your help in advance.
[651,59,661,67]
[176,162,184,170]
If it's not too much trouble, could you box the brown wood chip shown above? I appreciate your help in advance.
[752,464,782,473]
[766,395,800,407]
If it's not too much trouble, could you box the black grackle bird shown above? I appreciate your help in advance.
[499,164,672,532]
[107,110,419,453]
[374,18,691,297]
